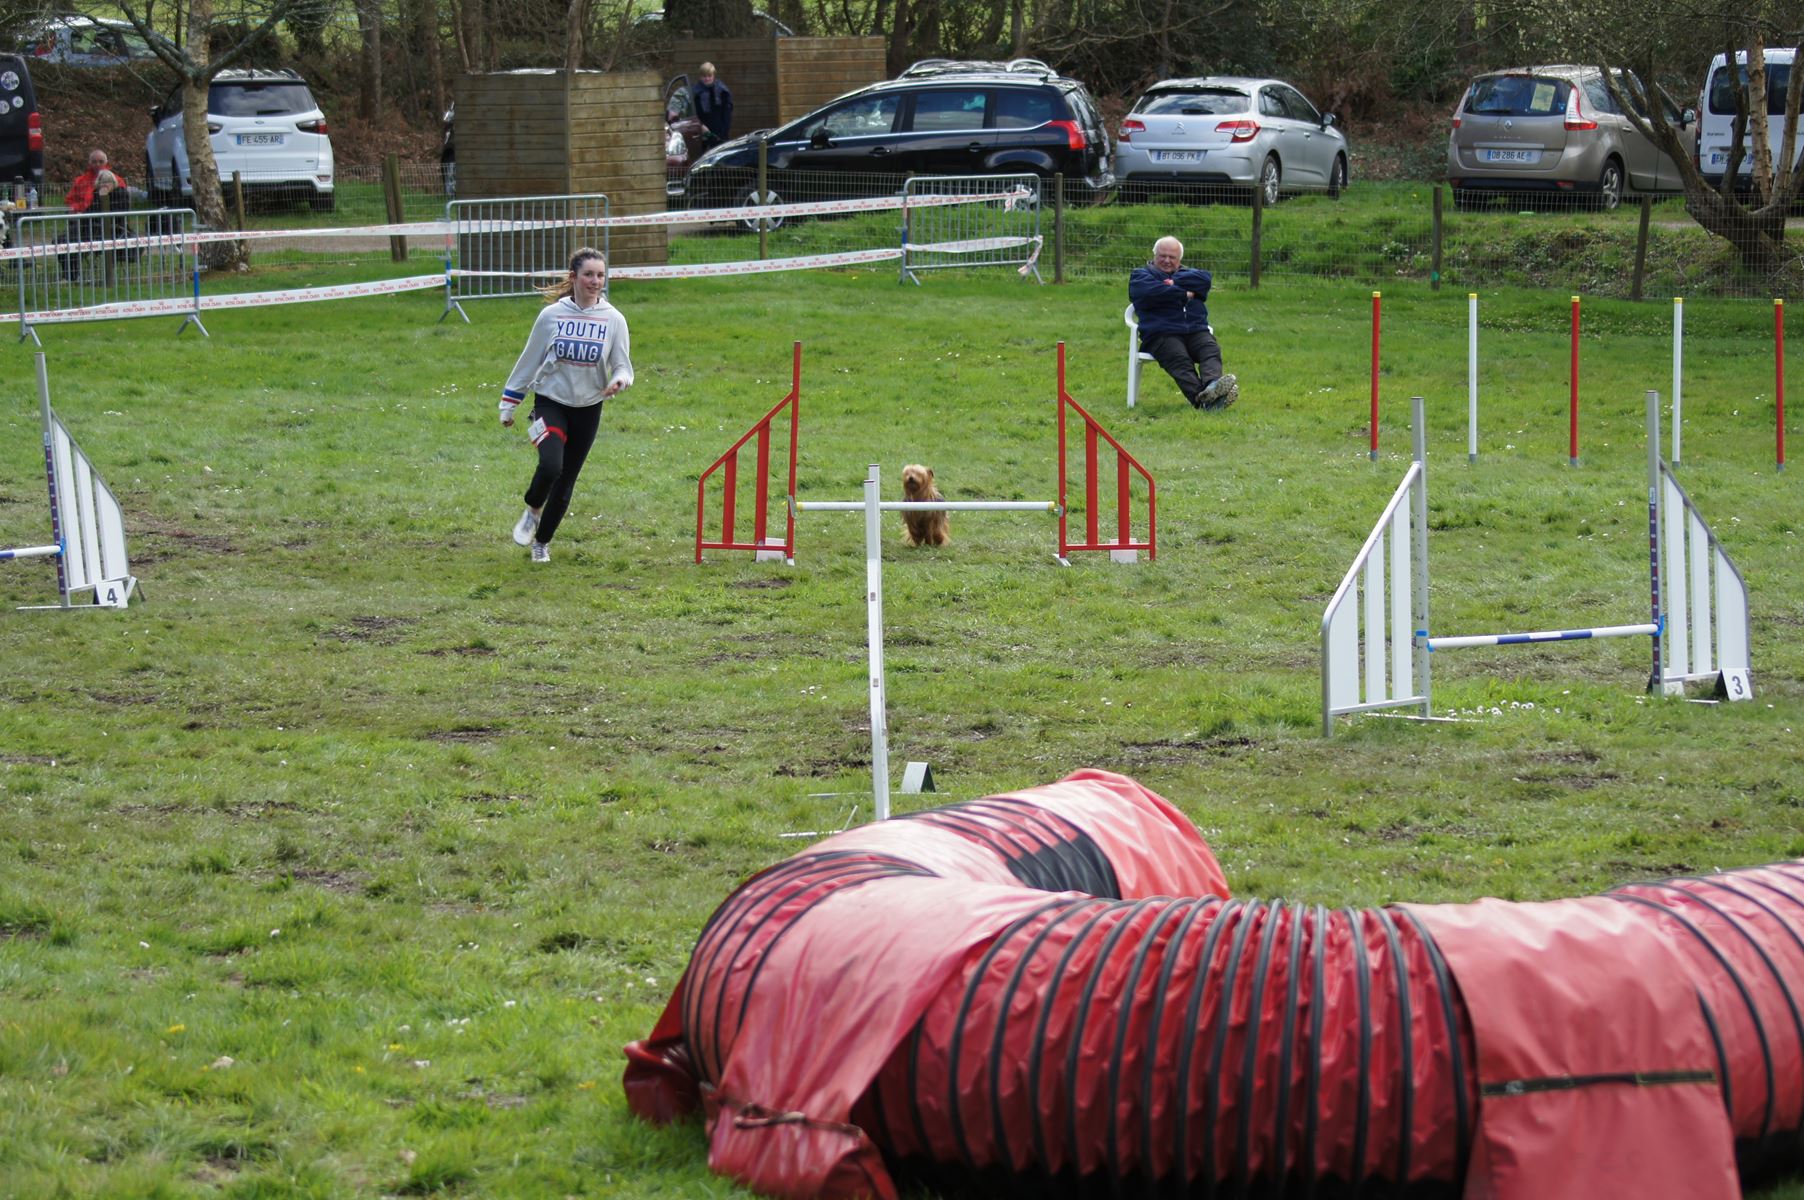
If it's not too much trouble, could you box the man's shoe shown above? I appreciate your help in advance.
[512,507,538,546]
[530,541,551,563]
[1216,375,1239,409]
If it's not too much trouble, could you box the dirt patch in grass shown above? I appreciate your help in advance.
[729,578,792,589]
[773,754,870,777]
[1119,735,1264,764]
[0,753,57,765]
[420,646,497,657]
[132,529,242,563]
[425,727,502,742]
[290,869,364,894]
[86,690,161,705]
[326,616,416,643]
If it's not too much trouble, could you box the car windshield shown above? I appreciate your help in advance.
[1708,62,1793,115]
[1466,75,1571,117]
[1135,88,1249,116]
[209,83,316,117]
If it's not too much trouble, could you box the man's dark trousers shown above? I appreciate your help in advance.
[1144,328,1224,407]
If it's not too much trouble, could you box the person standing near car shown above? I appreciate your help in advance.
[1129,235,1238,410]
[692,63,734,147]
[498,247,633,564]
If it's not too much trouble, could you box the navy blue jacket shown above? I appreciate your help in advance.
[1129,264,1212,346]
[693,79,734,143]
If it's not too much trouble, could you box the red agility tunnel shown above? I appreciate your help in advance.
[624,770,1804,1199]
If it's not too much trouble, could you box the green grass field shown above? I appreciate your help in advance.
[0,266,1800,1198]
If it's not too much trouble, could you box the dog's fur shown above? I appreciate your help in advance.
[901,464,950,547]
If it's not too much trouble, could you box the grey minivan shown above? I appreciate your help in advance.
[1448,66,1693,210]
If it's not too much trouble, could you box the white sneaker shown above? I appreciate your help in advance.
[530,541,551,563]
[512,508,539,546]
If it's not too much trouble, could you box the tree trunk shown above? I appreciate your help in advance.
[357,0,384,121]
[418,0,446,120]
[457,0,487,73]
[1010,0,1025,57]
[888,0,914,76]
[179,0,242,270]
[564,0,589,71]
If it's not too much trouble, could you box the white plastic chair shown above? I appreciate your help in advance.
[1125,302,1215,409]
[1124,303,1155,409]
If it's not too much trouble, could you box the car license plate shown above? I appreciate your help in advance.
[237,133,284,146]
[1479,148,1539,164]
[1152,150,1204,163]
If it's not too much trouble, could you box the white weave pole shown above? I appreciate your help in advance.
[1468,293,1479,463]
[861,466,891,822]
[1672,297,1684,467]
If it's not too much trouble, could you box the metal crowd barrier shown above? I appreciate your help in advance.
[899,174,1043,285]
[441,193,611,322]
[9,207,203,343]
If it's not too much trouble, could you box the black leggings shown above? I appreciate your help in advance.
[523,396,603,544]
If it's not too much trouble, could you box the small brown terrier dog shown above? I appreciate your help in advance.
[901,463,950,547]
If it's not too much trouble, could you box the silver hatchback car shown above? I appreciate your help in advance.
[1447,66,1693,210]
[1116,76,1349,203]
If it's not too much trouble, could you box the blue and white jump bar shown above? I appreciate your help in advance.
[1424,621,1658,651]
[0,543,61,561]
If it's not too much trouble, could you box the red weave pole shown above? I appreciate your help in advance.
[752,422,771,547]
[1778,299,1787,472]
[721,454,738,549]
[1085,422,1100,547]
[1570,295,1580,467]
[1370,291,1381,460]
[1116,451,1130,546]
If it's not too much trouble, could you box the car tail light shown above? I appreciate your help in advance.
[1564,94,1596,131]
[1451,115,1462,130]
[1216,119,1260,143]
[1118,118,1145,143]
[298,119,328,134]
[27,112,41,152]
[1049,119,1086,150]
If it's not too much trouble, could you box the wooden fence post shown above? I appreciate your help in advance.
[1431,185,1443,292]
[383,153,408,263]
[1631,196,1651,302]
[1249,180,1263,289]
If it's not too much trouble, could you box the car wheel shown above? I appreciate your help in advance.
[734,184,784,233]
[1327,155,1347,199]
[1596,159,1624,211]
[1259,156,1281,207]
[309,190,335,214]
[1451,187,1485,212]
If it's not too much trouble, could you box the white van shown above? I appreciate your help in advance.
[1698,49,1803,190]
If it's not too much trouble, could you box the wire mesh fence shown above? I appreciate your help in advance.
[5,162,1798,301]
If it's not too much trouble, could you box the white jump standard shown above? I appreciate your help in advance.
[1322,392,1751,735]
[1,354,138,610]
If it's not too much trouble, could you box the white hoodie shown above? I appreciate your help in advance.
[501,295,633,409]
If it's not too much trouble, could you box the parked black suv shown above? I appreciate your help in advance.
[0,54,43,195]
[683,58,1113,223]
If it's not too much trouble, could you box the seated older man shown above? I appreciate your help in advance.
[1128,235,1238,410]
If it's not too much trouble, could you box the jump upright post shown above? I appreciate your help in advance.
[1,354,138,610]
[694,343,801,565]
[1322,393,1752,735]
